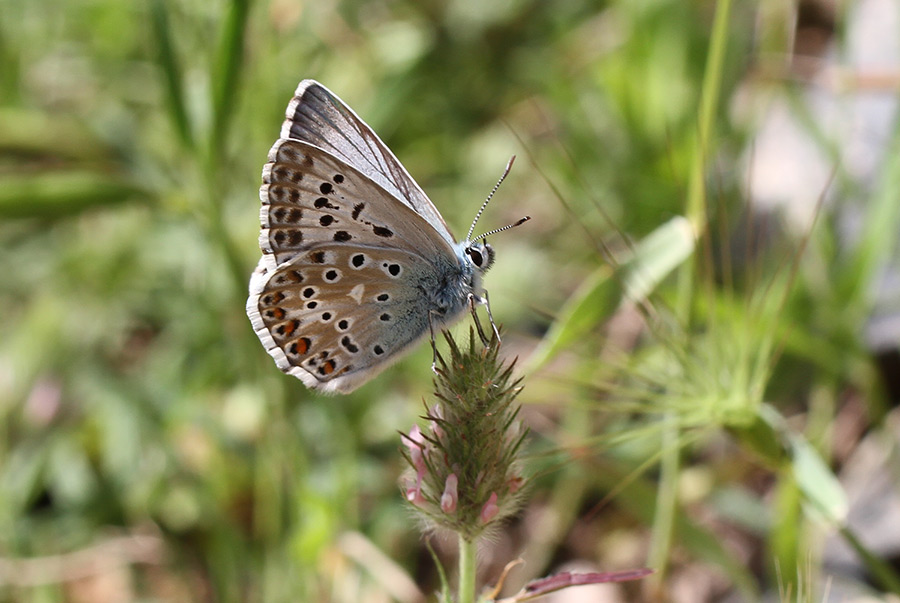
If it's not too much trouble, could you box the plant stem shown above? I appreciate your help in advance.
[647,413,679,588]
[458,535,477,603]
[150,0,194,151]
[649,0,733,584]
[677,0,732,319]
[840,525,900,594]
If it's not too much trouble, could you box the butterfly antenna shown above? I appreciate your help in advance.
[473,215,531,241]
[466,155,516,242]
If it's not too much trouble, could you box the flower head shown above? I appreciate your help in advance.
[399,329,529,541]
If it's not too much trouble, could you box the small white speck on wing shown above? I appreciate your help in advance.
[349,284,365,303]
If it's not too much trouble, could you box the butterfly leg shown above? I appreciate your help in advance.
[428,311,439,374]
[467,294,490,346]
[468,292,501,346]
[481,289,502,344]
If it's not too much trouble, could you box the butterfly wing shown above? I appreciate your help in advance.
[256,139,457,271]
[248,139,468,393]
[280,80,456,243]
[249,243,459,393]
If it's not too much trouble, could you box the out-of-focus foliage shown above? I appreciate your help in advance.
[2,0,900,601]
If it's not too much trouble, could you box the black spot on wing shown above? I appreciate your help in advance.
[314,197,338,210]
[340,336,359,353]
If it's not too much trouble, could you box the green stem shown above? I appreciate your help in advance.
[208,0,251,162]
[198,0,252,302]
[458,535,477,603]
[840,525,900,594]
[676,0,732,319]
[150,0,194,151]
[656,0,733,584]
[647,414,679,584]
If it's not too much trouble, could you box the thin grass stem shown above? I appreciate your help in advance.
[654,0,733,583]
[150,0,194,150]
[208,0,251,162]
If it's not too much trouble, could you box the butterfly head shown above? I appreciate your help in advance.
[465,240,495,274]
[461,155,528,279]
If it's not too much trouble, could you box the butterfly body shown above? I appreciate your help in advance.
[247,80,496,393]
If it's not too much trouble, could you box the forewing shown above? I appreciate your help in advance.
[257,139,457,271]
[247,244,440,394]
[279,79,455,242]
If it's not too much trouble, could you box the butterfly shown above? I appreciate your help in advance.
[247,80,527,394]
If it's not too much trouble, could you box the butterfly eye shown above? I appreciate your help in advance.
[466,244,495,271]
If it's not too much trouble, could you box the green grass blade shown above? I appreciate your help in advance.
[208,0,251,161]
[789,433,847,524]
[659,0,732,584]
[528,217,694,372]
[842,116,900,310]
[525,263,619,372]
[622,216,695,302]
[840,525,900,594]
[0,108,113,161]
[675,0,732,322]
[753,404,847,524]
[149,0,195,150]
[0,172,147,218]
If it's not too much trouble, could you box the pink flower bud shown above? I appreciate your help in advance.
[480,492,499,523]
[404,424,425,448]
[406,484,426,507]
[507,475,524,493]
[440,474,458,513]
[403,425,426,472]
[429,405,445,440]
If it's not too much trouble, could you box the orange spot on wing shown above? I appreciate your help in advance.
[282,319,298,336]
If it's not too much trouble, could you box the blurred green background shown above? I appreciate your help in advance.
[3,0,900,601]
